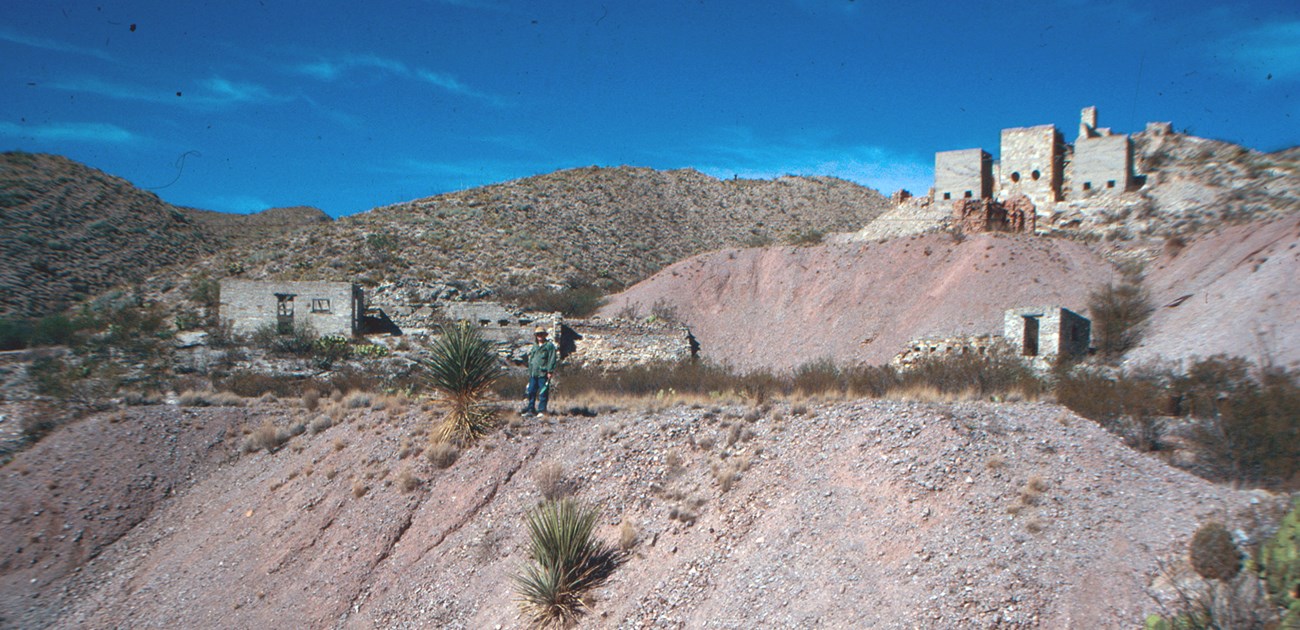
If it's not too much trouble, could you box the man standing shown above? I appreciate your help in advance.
[522,326,558,416]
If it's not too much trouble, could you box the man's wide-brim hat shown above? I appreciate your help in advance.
[534,327,548,336]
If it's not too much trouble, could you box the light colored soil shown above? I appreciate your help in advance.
[1133,213,1300,369]
[599,232,1118,371]
[0,399,1281,629]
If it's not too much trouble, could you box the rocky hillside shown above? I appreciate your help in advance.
[0,152,221,318]
[601,231,1118,371]
[181,166,892,295]
[0,153,333,319]
[0,398,1277,628]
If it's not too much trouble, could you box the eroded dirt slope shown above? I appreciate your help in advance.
[600,232,1118,371]
[1,399,1276,629]
[1134,213,1300,369]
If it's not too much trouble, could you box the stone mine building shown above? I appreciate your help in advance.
[1003,306,1091,364]
[932,106,1145,227]
[219,280,363,337]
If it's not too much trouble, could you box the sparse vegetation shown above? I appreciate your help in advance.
[1188,522,1241,581]
[422,322,504,446]
[514,499,621,628]
[427,441,459,469]
[1088,278,1153,361]
[534,461,568,500]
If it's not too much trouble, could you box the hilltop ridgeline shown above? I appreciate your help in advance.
[0,152,330,318]
[191,166,893,293]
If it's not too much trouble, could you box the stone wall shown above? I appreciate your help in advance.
[219,280,360,337]
[999,125,1064,206]
[1071,134,1134,195]
[934,149,992,201]
[891,334,1006,369]
[1002,306,1090,366]
[952,195,1036,234]
[563,318,698,369]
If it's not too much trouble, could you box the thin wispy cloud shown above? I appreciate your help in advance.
[0,27,114,62]
[200,194,273,215]
[291,53,504,105]
[1219,20,1300,82]
[47,76,280,108]
[686,127,932,194]
[0,121,138,144]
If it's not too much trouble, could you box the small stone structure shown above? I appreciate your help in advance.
[934,149,993,202]
[219,280,362,337]
[564,318,698,369]
[1003,306,1090,364]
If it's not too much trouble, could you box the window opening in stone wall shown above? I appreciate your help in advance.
[964,190,972,198]
[1083,182,1092,190]
[1106,180,1116,188]
[1022,315,1040,356]
[311,298,331,313]
[1031,170,1041,180]
[943,192,951,200]
[275,294,296,335]
[1010,172,1021,183]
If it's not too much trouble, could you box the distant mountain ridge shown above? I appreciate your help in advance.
[0,152,331,318]
[183,165,895,294]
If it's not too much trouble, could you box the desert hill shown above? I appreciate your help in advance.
[0,399,1274,628]
[600,231,1119,371]
[180,166,893,295]
[0,152,220,318]
[0,153,332,319]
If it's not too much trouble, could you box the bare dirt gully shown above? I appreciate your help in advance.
[0,396,1279,629]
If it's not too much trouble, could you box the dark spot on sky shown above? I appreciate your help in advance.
[1267,73,1272,80]
[176,91,182,97]
[130,23,136,32]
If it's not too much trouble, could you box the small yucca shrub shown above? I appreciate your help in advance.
[422,322,503,445]
[514,499,620,628]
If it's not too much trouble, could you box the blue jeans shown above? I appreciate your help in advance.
[524,375,550,413]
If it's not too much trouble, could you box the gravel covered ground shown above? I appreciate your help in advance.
[0,396,1283,629]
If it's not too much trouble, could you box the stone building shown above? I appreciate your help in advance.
[934,149,993,201]
[219,280,363,337]
[931,105,1153,219]
[952,194,1036,234]
[1070,106,1135,194]
[1002,306,1090,364]
[998,125,1065,206]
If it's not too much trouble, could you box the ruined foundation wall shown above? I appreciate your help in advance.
[219,280,358,337]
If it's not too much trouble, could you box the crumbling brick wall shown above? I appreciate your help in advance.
[953,195,1036,234]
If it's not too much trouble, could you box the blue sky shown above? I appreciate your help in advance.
[1,0,1297,217]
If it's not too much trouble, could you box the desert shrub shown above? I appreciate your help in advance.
[188,276,221,309]
[514,499,621,628]
[427,441,459,469]
[785,228,825,246]
[19,412,59,442]
[242,420,288,453]
[1189,522,1241,581]
[313,335,352,368]
[900,350,1043,398]
[647,299,679,324]
[792,358,842,396]
[505,285,607,318]
[742,233,774,248]
[1055,368,1167,451]
[1260,499,1300,625]
[252,322,319,357]
[422,322,503,445]
[1088,279,1153,360]
[1177,357,1300,488]
[218,371,300,398]
[534,461,568,500]
[302,390,321,411]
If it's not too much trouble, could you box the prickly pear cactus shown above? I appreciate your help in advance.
[1261,497,1300,625]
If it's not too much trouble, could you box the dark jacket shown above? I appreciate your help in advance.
[527,340,558,377]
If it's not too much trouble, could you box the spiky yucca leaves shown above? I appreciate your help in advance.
[421,322,503,445]
[514,499,621,628]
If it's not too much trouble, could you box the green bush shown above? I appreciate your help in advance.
[252,322,319,357]
[1260,498,1300,624]
[506,285,607,318]
[785,228,825,246]
[514,499,620,628]
[1189,522,1241,581]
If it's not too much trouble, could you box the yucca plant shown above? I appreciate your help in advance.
[421,322,503,445]
[514,499,621,628]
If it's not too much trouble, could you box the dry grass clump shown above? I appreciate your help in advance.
[242,420,289,453]
[179,389,246,407]
[397,468,420,493]
[302,390,321,411]
[711,454,752,493]
[258,392,278,405]
[343,391,373,409]
[534,461,568,500]
[513,499,621,628]
[619,519,638,552]
[351,481,369,498]
[309,415,333,434]
[427,441,459,469]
